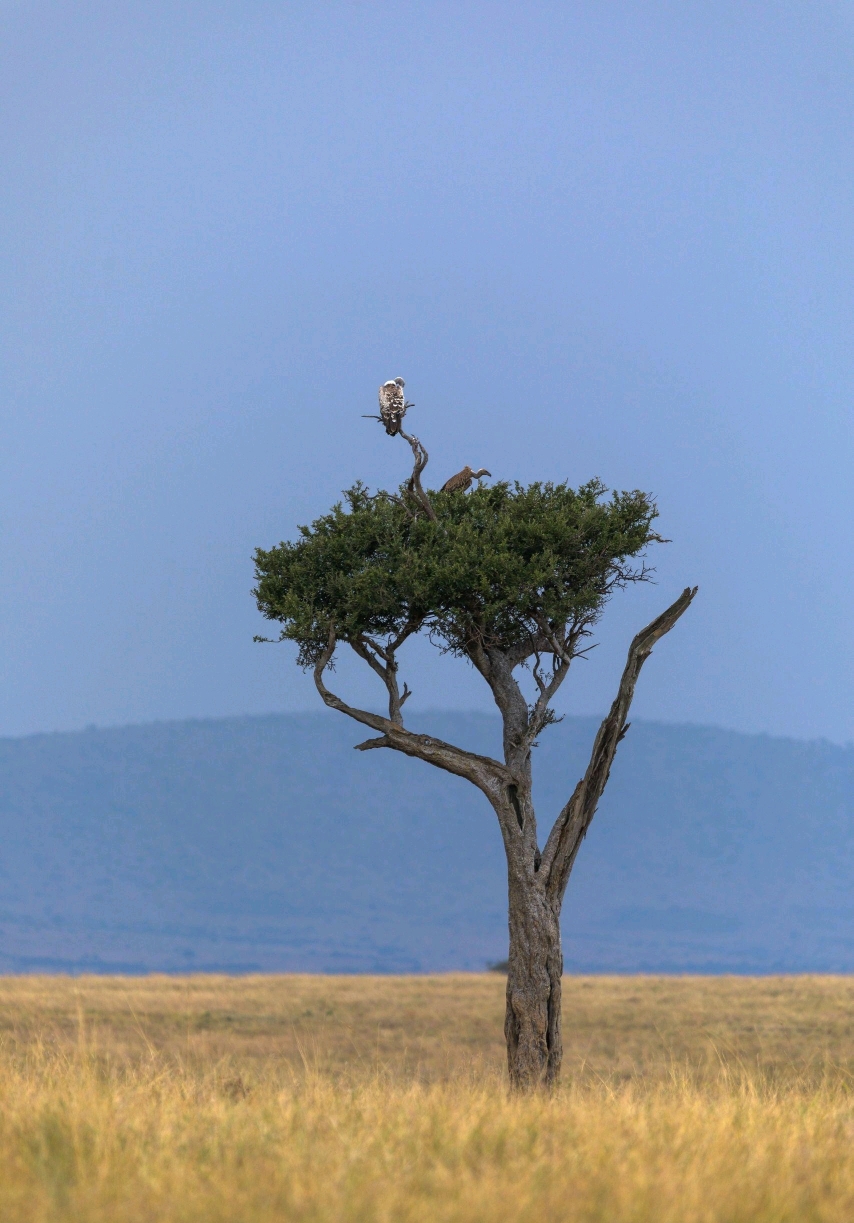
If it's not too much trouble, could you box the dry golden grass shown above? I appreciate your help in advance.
[3,974,854,1220]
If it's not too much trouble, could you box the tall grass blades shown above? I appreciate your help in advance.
[1,974,854,1221]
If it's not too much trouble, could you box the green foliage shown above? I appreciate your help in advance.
[253,478,659,667]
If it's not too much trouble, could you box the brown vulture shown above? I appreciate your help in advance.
[440,465,492,493]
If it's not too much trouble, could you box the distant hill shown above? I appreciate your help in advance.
[0,712,853,973]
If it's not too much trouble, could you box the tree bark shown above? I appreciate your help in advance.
[505,865,563,1090]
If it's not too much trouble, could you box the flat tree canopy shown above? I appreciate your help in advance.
[254,478,658,668]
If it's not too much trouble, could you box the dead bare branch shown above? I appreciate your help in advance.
[398,429,437,522]
[540,586,698,903]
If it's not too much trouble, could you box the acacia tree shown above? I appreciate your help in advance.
[254,431,695,1090]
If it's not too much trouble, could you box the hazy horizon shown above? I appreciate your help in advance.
[4,707,854,751]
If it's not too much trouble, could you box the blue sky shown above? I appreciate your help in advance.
[1,2,853,740]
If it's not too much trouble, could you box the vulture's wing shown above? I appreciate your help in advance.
[378,381,405,435]
[441,468,470,492]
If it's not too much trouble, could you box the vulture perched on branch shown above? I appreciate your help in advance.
[441,465,492,493]
[377,377,407,436]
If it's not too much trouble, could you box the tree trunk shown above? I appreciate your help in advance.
[504,867,563,1090]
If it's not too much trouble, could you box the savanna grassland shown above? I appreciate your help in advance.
[4,974,854,1221]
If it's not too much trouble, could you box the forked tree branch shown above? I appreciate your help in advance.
[533,614,576,667]
[349,624,419,725]
[540,586,698,902]
[519,620,592,752]
[466,618,591,765]
[398,429,437,522]
[522,652,568,747]
[313,625,514,804]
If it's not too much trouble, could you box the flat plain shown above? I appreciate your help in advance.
[4,974,854,1220]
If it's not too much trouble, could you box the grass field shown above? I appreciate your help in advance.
[3,974,854,1220]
